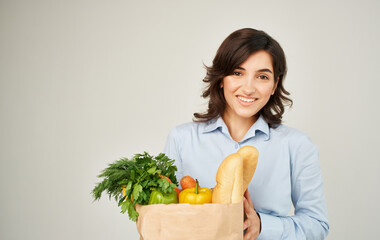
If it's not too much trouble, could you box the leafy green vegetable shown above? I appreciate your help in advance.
[92,152,178,221]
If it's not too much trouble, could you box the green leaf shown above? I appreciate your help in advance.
[120,200,129,214]
[142,189,150,203]
[147,167,156,174]
[132,183,143,201]
[129,202,139,221]
[157,178,172,194]
[124,181,132,196]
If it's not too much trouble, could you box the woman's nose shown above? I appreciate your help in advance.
[242,77,256,95]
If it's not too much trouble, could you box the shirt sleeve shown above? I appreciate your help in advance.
[257,134,330,240]
[163,127,184,183]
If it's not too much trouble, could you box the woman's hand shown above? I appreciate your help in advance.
[243,189,261,240]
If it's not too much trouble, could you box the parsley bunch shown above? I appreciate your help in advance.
[92,152,178,221]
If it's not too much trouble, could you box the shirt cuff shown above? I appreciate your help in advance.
[256,212,284,240]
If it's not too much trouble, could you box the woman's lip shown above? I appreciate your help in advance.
[237,96,257,105]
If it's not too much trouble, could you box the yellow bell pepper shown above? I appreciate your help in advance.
[179,179,212,204]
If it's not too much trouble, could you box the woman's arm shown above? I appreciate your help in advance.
[257,135,329,239]
[163,126,184,182]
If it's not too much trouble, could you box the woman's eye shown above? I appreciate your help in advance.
[258,75,269,80]
[233,72,242,76]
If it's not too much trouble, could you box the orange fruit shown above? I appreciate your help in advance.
[180,176,197,190]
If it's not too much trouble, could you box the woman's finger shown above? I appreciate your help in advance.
[244,232,254,240]
[244,189,254,208]
[243,197,253,215]
[243,217,251,230]
[243,230,251,240]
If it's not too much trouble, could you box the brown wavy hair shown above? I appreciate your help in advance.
[193,28,293,128]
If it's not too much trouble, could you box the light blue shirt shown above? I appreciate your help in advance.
[164,115,329,239]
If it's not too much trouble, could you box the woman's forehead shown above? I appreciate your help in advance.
[239,50,274,73]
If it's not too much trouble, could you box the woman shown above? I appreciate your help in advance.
[164,28,329,239]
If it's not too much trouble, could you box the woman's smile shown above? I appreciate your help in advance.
[237,95,257,104]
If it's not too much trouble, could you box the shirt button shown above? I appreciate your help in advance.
[235,143,239,149]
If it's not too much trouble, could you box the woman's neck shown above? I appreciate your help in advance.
[222,113,258,142]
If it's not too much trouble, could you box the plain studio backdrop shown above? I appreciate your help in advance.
[1,0,379,239]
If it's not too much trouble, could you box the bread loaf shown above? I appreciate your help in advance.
[238,146,259,193]
[212,153,243,203]
[212,146,259,203]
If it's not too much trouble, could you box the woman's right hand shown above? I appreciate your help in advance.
[243,189,261,240]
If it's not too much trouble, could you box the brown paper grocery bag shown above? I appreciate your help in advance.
[135,202,243,240]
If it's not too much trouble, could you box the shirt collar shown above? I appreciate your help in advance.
[202,115,270,141]
[244,115,270,141]
[202,117,227,134]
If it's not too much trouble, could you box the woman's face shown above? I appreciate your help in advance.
[221,50,277,123]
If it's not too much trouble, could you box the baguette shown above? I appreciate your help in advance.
[212,153,243,203]
[212,146,259,203]
[238,146,259,193]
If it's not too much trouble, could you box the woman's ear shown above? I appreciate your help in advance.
[220,82,224,88]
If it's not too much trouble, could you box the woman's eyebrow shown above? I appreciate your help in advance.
[236,67,273,74]
[257,68,273,74]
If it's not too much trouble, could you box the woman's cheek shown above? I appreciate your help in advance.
[258,85,275,98]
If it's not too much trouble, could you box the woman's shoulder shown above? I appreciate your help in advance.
[168,121,208,137]
[172,121,204,130]
[270,124,314,145]
[272,124,319,166]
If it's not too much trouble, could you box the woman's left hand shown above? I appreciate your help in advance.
[243,189,261,240]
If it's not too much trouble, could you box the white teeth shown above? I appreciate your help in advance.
[238,96,255,102]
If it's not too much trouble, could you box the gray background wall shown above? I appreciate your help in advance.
[1,0,379,239]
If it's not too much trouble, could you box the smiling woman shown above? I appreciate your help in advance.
[221,50,278,142]
[164,28,329,240]
[194,29,292,129]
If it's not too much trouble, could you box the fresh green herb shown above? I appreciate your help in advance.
[92,152,178,221]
